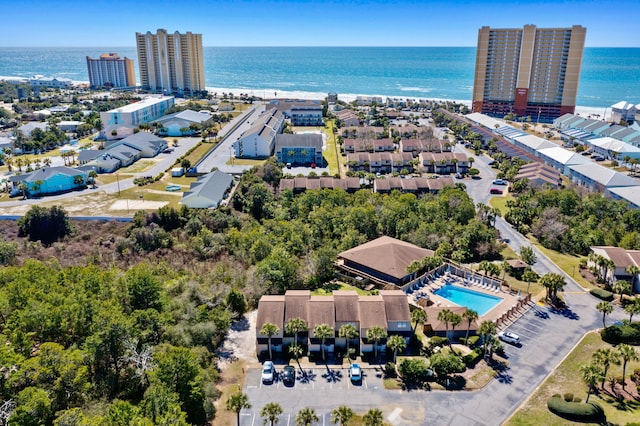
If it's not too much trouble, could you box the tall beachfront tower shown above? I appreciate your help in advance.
[86,53,136,88]
[135,29,205,96]
[472,25,586,122]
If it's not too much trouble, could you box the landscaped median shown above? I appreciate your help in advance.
[505,331,640,426]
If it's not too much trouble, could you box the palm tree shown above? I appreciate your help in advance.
[539,273,566,304]
[478,320,497,359]
[260,322,280,360]
[624,298,640,322]
[437,309,453,341]
[626,265,640,290]
[387,335,406,364]
[73,175,85,187]
[617,344,639,389]
[295,407,319,426]
[580,363,604,403]
[260,402,283,426]
[449,313,462,351]
[285,318,308,348]
[613,280,631,303]
[462,309,479,344]
[313,323,334,362]
[289,344,304,370]
[362,408,384,426]
[410,308,427,335]
[331,405,354,426]
[338,324,358,362]
[522,269,538,295]
[592,348,620,387]
[226,391,251,426]
[596,301,613,328]
[366,326,387,363]
[18,183,28,199]
[32,179,44,195]
[88,170,97,188]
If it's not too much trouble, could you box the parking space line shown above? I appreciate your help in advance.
[251,413,256,426]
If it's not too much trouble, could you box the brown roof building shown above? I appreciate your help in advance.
[337,236,435,286]
[590,246,640,293]
[255,289,411,358]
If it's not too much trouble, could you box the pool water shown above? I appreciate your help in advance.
[434,284,503,316]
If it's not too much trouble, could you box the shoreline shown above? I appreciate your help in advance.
[0,75,610,120]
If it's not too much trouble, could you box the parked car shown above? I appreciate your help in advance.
[286,163,292,169]
[492,179,507,185]
[261,361,275,384]
[490,188,503,195]
[282,365,295,386]
[162,148,174,153]
[498,331,520,345]
[349,363,362,383]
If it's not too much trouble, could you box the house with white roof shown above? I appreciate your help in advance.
[512,134,557,156]
[154,109,213,137]
[181,170,234,208]
[100,96,174,128]
[569,163,639,195]
[609,186,640,210]
[610,101,637,124]
[587,137,640,160]
[553,113,586,130]
[537,146,591,174]
[465,112,504,131]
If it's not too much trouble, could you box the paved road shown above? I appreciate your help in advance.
[196,104,263,174]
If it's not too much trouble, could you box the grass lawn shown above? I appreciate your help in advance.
[488,194,514,216]
[311,281,374,296]
[183,142,213,166]
[117,160,159,174]
[95,174,133,186]
[529,237,592,289]
[323,120,340,176]
[506,331,640,426]
[212,360,247,426]
[226,158,266,166]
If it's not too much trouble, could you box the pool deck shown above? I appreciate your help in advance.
[409,271,531,328]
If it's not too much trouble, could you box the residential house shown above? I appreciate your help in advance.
[16,122,48,138]
[609,186,640,210]
[9,166,87,197]
[587,137,640,161]
[256,295,285,358]
[610,101,637,124]
[343,138,394,153]
[274,133,323,166]
[418,152,469,174]
[155,109,212,136]
[341,126,386,139]
[514,163,562,188]
[98,124,136,141]
[234,109,284,158]
[308,296,336,356]
[333,290,360,352]
[358,295,388,355]
[180,170,234,208]
[589,246,640,292]
[373,176,455,195]
[511,134,557,156]
[283,290,310,348]
[336,109,360,127]
[378,290,411,343]
[346,152,413,173]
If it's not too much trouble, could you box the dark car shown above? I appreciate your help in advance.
[490,188,503,195]
[282,365,295,386]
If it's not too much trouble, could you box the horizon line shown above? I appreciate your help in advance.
[1,45,638,49]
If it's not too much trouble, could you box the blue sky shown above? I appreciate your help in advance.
[2,0,637,47]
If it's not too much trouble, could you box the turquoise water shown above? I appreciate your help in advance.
[434,284,503,316]
[1,46,639,107]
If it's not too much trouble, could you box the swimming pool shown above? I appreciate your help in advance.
[434,284,503,316]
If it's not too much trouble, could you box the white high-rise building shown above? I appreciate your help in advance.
[86,53,136,88]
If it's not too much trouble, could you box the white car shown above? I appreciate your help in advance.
[261,361,275,384]
[492,179,507,185]
[498,331,520,345]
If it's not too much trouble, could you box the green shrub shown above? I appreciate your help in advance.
[463,348,483,366]
[563,393,574,402]
[429,336,449,347]
[466,335,480,347]
[589,288,614,301]
[601,322,640,345]
[573,397,581,403]
[547,396,605,423]
[384,362,397,378]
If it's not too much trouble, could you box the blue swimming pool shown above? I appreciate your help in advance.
[434,284,503,316]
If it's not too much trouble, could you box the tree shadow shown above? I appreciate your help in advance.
[230,316,250,332]
[321,367,343,383]
[489,360,513,385]
[533,309,550,319]
[548,307,580,320]
[298,369,317,384]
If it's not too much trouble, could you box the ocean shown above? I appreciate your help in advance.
[1,46,639,108]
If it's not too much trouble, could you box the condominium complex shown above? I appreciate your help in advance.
[99,96,175,127]
[472,25,586,122]
[135,29,205,95]
[86,53,136,88]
